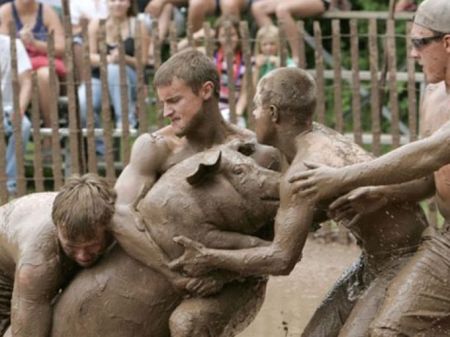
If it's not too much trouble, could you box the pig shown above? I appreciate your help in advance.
[50,145,280,337]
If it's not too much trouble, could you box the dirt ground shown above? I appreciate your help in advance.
[238,237,361,337]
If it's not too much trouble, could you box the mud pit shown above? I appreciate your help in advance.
[238,237,360,337]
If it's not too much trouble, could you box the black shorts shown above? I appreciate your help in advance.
[322,0,331,10]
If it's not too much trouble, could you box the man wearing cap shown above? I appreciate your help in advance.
[288,0,450,335]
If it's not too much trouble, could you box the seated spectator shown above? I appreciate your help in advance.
[70,0,109,83]
[213,15,247,127]
[0,0,65,133]
[77,0,149,154]
[137,0,180,41]
[253,24,295,85]
[0,35,32,196]
[251,0,350,65]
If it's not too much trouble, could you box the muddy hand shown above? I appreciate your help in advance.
[186,276,224,297]
[289,161,342,201]
[329,186,388,227]
[170,236,212,276]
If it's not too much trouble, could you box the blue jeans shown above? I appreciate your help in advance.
[3,110,31,193]
[78,64,137,155]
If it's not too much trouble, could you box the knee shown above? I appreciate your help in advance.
[169,309,207,337]
[275,3,292,19]
[188,0,205,11]
[107,63,120,78]
[251,1,264,16]
[36,67,50,84]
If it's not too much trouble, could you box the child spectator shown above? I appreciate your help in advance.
[251,0,350,65]
[0,0,65,132]
[0,35,32,196]
[77,0,149,154]
[253,24,295,85]
[214,15,247,127]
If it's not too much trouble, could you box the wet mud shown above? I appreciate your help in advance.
[238,238,360,337]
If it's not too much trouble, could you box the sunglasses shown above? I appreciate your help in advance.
[411,33,446,50]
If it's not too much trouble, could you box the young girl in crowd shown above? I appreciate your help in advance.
[253,24,295,85]
[214,14,247,127]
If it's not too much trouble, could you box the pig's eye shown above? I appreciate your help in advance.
[232,165,244,175]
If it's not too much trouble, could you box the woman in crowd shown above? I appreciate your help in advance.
[0,0,65,130]
[78,0,149,142]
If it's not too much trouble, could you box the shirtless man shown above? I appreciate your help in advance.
[110,48,282,337]
[0,174,115,337]
[169,67,428,337]
[289,1,450,335]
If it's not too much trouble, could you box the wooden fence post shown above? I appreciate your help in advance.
[332,19,343,133]
[313,21,325,124]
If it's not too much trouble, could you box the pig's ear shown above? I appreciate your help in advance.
[186,151,222,185]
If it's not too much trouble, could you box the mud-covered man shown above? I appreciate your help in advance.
[169,67,428,337]
[0,174,115,337]
[289,0,450,335]
[109,48,283,337]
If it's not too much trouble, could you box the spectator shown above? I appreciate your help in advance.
[70,0,109,82]
[213,15,247,127]
[138,0,185,39]
[77,0,149,154]
[0,0,65,133]
[0,35,32,196]
[253,24,295,85]
[188,0,250,34]
[251,0,350,65]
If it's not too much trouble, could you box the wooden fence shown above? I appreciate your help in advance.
[0,5,423,204]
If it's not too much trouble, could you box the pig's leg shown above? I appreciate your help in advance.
[169,277,266,337]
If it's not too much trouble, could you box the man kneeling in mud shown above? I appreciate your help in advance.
[0,174,115,337]
[170,68,428,337]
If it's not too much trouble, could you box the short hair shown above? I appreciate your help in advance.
[52,174,116,241]
[153,48,220,98]
[259,68,317,124]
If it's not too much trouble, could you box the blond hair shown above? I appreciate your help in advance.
[255,25,280,56]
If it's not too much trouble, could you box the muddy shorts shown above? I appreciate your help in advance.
[370,226,450,337]
[302,250,415,337]
[0,271,12,335]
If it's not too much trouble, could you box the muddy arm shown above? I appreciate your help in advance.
[290,122,450,201]
[112,134,194,290]
[171,172,313,277]
[11,261,61,337]
[202,228,271,250]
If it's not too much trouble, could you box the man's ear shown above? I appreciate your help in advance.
[200,81,214,100]
[444,35,450,53]
[269,105,279,123]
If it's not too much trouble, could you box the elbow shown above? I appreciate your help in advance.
[270,248,298,276]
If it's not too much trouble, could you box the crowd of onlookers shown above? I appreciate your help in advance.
[0,0,418,196]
